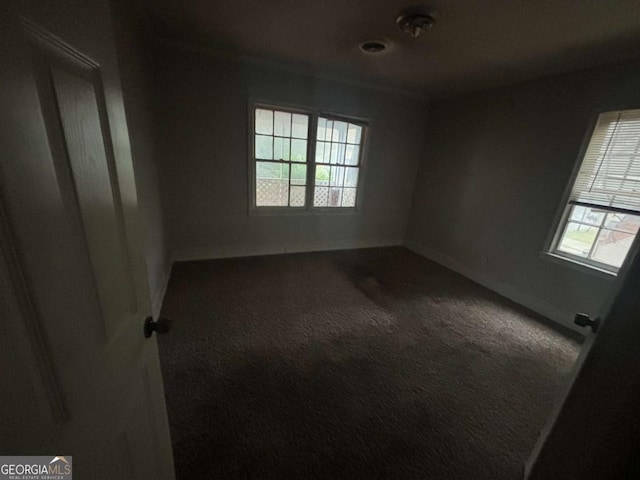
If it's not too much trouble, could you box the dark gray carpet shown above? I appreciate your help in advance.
[159,247,581,480]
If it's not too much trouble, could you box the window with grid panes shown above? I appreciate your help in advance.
[251,105,365,210]
[550,109,640,273]
[313,117,363,207]
[254,107,309,207]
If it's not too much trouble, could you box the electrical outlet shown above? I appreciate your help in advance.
[479,255,488,267]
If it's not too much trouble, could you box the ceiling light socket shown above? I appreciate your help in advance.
[359,40,389,54]
[396,6,438,39]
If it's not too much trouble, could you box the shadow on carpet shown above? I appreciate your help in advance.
[159,247,581,480]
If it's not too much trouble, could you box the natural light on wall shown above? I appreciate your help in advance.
[551,109,640,272]
[252,106,365,210]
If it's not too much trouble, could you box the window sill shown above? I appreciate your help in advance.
[539,252,617,281]
[249,206,359,216]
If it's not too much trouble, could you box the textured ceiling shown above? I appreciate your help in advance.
[136,0,640,96]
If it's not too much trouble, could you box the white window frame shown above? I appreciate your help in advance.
[247,101,369,215]
[545,108,640,277]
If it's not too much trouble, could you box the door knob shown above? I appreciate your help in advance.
[144,316,171,338]
[574,313,600,333]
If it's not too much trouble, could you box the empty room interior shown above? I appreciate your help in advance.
[3,0,640,479]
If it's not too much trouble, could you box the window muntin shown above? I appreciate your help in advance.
[551,109,640,272]
[252,106,366,210]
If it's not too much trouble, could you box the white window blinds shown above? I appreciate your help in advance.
[570,109,640,213]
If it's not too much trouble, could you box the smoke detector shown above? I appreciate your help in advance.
[396,6,438,39]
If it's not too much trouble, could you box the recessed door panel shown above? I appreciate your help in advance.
[48,63,136,336]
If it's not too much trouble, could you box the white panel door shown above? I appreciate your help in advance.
[0,6,174,480]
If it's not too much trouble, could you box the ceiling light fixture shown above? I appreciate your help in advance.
[396,6,438,39]
[359,40,388,54]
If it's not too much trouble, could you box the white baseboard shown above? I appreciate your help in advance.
[405,239,582,335]
[172,238,404,262]
[151,259,173,318]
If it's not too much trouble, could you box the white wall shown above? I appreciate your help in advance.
[149,45,429,261]
[406,62,640,331]
[111,4,172,317]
